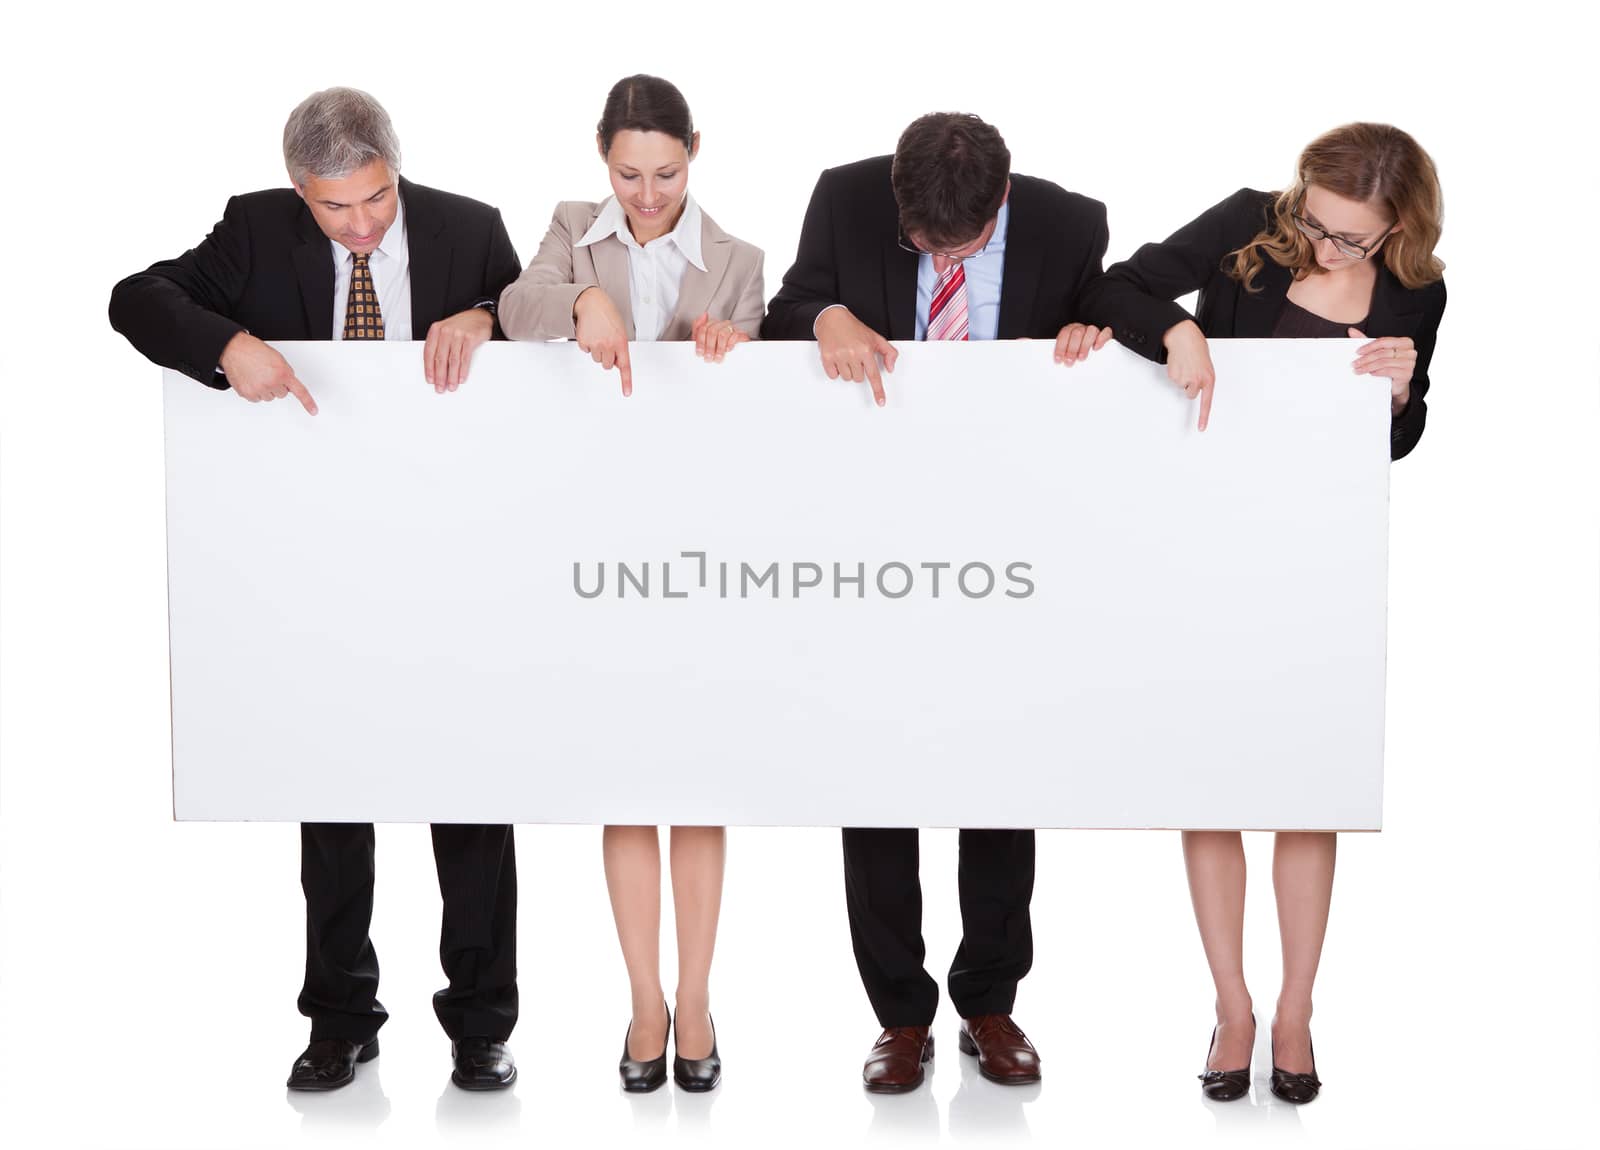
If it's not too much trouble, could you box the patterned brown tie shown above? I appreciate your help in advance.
[342,252,385,340]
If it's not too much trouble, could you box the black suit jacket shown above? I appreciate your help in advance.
[761,156,1108,342]
[108,177,522,385]
[1079,187,1447,460]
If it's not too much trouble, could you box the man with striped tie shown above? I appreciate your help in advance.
[762,112,1112,1093]
[109,87,523,1094]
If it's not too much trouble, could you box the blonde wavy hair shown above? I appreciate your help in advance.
[1229,122,1444,292]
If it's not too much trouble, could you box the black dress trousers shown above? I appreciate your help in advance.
[842,827,1036,1027]
[297,822,519,1042]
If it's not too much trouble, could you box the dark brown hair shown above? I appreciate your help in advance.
[597,75,695,154]
[1229,122,1445,291]
[891,113,1011,250]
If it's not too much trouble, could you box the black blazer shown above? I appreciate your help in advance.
[108,177,522,386]
[1079,187,1446,460]
[761,155,1108,342]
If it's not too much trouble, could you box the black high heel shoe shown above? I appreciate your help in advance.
[672,1010,721,1092]
[619,1002,670,1093]
[1269,1033,1321,1104]
[1197,1013,1254,1102]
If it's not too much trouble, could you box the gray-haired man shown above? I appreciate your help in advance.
[109,87,522,1092]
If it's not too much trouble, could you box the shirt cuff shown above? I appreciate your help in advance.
[812,303,847,338]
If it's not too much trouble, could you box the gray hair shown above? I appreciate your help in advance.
[282,87,402,185]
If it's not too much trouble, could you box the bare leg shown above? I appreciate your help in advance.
[1271,831,1335,1075]
[603,825,668,1059]
[1182,831,1256,1069]
[669,825,726,1060]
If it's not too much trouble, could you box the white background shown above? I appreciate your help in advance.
[165,339,1390,829]
[1,1,1596,1148]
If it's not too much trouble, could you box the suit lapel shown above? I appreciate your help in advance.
[291,205,335,339]
[884,238,917,341]
[1237,259,1292,336]
[402,179,451,336]
[587,235,636,339]
[1365,267,1423,339]
[669,211,731,334]
[996,239,1041,339]
[995,184,1042,339]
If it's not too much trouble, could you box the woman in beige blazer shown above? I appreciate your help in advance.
[499,75,757,1094]
[498,76,763,400]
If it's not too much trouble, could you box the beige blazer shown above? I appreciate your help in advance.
[498,200,764,341]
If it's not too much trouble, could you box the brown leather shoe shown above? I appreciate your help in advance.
[862,1026,935,1093]
[958,1015,1041,1084]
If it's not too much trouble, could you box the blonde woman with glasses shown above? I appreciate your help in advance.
[1080,122,1446,1104]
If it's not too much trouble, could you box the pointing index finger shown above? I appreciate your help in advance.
[864,351,885,406]
[287,375,318,416]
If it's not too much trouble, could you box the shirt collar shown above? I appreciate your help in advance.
[576,193,706,271]
[971,199,1009,260]
[330,184,408,265]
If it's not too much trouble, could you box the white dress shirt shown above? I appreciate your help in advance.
[575,194,706,341]
[812,201,1011,340]
[331,191,412,341]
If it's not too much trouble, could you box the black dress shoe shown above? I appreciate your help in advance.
[286,1037,379,1091]
[619,1003,670,1093]
[1197,1014,1253,1102]
[451,1037,516,1090]
[672,1011,721,1092]
[1269,1035,1321,1104]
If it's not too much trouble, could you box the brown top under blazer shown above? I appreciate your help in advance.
[497,199,765,341]
[1079,187,1447,460]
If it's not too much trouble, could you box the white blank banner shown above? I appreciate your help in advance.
[164,339,1389,828]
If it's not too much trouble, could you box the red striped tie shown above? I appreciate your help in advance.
[927,263,969,341]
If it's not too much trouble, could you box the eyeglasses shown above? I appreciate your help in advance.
[897,220,994,264]
[1291,210,1395,260]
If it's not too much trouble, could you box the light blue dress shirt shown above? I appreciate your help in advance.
[914,200,1009,341]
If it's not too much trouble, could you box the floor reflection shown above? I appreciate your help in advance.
[1202,1073,1307,1135]
[864,1055,941,1140]
[948,1051,1039,1140]
[623,1079,673,1130]
[674,1080,721,1132]
[435,1077,523,1131]
[285,1059,392,1130]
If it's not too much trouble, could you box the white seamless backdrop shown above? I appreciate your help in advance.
[1,2,1596,1149]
